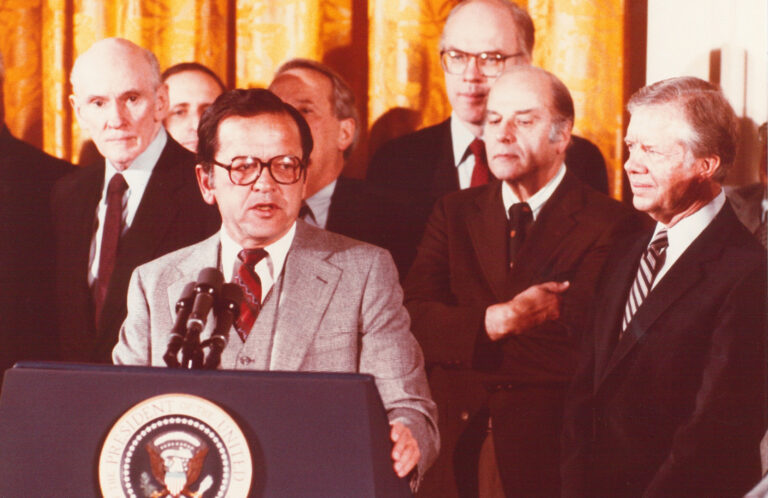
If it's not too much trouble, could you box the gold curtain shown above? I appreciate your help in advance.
[0,0,626,197]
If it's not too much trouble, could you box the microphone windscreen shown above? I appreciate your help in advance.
[196,267,224,291]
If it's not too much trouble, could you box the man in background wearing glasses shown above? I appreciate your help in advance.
[113,88,439,486]
[366,0,608,278]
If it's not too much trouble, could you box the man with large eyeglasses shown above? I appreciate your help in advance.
[113,88,439,487]
[366,0,609,279]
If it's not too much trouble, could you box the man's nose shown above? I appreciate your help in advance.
[105,101,128,128]
[463,55,484,81]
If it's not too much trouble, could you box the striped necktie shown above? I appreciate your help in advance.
[621,229,669,335]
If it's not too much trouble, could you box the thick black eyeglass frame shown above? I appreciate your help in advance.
[209,155,307,186]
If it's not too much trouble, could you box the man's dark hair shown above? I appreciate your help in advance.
[162,62,226,93]
[197,88,314,173]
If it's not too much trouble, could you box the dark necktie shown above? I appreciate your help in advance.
[508,202,533,268]
[299,202,315,224]
[93,173,128,324]
[234,248,268,341]
[621,229,669,335]
[469,138,491,187]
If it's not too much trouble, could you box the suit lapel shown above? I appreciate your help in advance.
[466,181,510,300]
[429,118,460,199]
[592,233,649,389]
[165,234,221,316]
[595,205,736,390]
[64,163,105,279]
[269,222,342,370]
[508,173,581,294]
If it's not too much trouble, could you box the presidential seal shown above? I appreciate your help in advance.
[99,393,252,498]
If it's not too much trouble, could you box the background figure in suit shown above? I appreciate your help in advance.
[269,58,393,244]
[162,62,226,153]
[405,66,639,497]
[0,50,74,381]
[52,38,219,364]
[367,0,609,277]
[561,77,767,498]
[113,88,439,485]
[725,121,767,248]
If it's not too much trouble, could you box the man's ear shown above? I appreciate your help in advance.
[69,95,82,123]
[154,83,169,121]
[337,117,355,153]
[552,120,572,154]
[696,154,721,180]
[195,164,217,205]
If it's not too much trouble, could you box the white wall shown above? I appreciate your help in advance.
[647,0,767,183]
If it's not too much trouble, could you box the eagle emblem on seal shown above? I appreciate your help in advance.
[145,431,212,498]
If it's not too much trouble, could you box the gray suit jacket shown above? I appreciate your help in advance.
[113,220,439,478]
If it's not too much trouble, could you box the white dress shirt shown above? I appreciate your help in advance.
[303,179,336,229]
[501,163,566,221]
[649,189,725,289]
[88,128,167,285]
[450,114,481,190]
[220,222,297,300]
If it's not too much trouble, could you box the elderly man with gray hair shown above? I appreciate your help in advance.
[562,76,767,497]
[52,38,219,364]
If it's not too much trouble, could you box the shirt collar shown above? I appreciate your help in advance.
[304,179,337,228]
[653,188,725,254]
[219,221,297,282]
[450,113,478,168]
[501,163,566,220]
[103,127,167,197]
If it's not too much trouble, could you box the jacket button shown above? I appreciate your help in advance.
[460,411,469,421]
[239,356,253,365]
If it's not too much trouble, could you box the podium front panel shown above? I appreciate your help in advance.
[0,362,411,497]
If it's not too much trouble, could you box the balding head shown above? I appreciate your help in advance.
[69,38,168,170]
[71,38,162,94]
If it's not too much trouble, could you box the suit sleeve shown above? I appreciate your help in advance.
[404,196,489,368]
[643,266,767,497]
[358,247,440,483]
[112,267,153,366]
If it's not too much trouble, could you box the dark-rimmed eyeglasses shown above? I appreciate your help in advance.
[440,49,525,78]
[210,155,306,186]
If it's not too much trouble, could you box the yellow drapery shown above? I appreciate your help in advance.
[0,0,626,198]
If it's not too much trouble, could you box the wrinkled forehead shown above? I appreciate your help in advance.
[72,44,156,96]
[442,2,522,54]
[626,103,696,146]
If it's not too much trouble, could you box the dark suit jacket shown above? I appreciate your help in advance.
[404,172,639,497]
[366,118,609,277]
[0,127,74,378]
[52,136,220,364]
[561,202,767,498]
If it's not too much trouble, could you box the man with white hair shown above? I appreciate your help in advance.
[562,77,766,497]
[0,50,74,380]
[52,38,219,364]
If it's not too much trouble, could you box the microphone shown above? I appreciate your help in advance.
[163,281,197,368]
[181,268,224,368]
[203,283,244,370]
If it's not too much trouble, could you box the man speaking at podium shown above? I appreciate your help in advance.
[113,88,438,483]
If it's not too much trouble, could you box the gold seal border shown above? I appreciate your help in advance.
[98,393,253,498]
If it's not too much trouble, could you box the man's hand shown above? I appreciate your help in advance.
[485,281,569,341]
[390,422,420,478]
